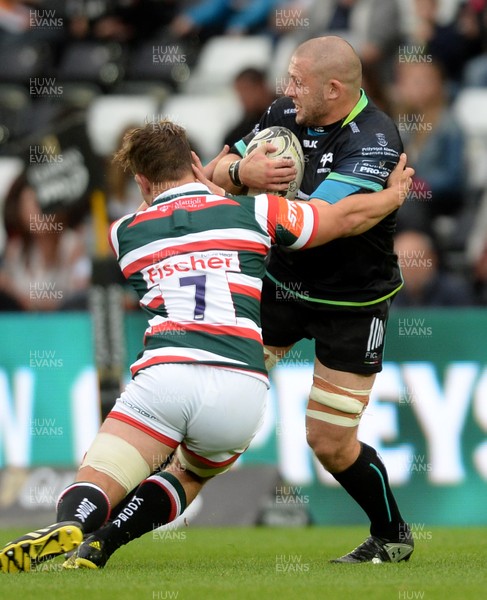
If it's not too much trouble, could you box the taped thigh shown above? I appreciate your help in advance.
[306,375,371,427]
[81,432,151,492]
[175,446,238,478]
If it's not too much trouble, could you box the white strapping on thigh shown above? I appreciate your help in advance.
[81,432,151,493]
[306,375,371,427]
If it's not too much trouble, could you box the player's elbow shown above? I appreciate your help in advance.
[339,214,370,238]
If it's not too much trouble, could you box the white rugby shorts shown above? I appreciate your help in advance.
[108,364,267,471]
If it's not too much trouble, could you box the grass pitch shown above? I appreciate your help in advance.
[0,526,485,600]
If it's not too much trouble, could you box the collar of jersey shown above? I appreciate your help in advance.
[342,88,368,127]
[306,88,368,135]
[152,182,212,205]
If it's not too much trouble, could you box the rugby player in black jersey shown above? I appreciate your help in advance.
[214,35,414,564]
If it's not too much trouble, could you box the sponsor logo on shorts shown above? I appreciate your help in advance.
[365,317,384,364]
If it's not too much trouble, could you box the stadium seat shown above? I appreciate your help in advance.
[268,33,304,92]
[124,40,193,89]
[453,88,487,189]
[160,92,242,162]
[86,95,161,157]
[182,36,273,94]
[113,80,172,103]
[57,42,126,89]
[60,83,103,110]
[0,42,51,84]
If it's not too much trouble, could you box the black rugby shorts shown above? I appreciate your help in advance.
[261,276,392,374]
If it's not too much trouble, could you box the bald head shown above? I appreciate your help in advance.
[294,36,362,90]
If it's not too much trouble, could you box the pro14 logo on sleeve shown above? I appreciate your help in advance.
[352,160,391,183]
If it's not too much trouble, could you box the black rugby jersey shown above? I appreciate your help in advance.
[232,91,403,305]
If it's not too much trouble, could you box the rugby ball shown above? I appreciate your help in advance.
[244,126,304,200]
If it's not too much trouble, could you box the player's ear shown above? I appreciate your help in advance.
[134,174,153,204]
[328,79,341,100]
[135,173,150,194]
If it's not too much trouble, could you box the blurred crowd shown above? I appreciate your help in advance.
[1,0,487,311]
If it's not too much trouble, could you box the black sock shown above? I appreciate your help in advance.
[332,442,405,540]
[97,472,187,556]
[56,482,111,532]
[104,455,174,523]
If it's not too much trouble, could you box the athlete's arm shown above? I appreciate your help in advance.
[307,154,413,247]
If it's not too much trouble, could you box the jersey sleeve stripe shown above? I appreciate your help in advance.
[108,214,132,258]
[326,172,383,192]
[311,180,361,204]
[287,202,319,249]
[301,202,319,249]
[253,193,270,236]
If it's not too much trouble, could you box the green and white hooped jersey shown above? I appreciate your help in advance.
[109,183,318,385]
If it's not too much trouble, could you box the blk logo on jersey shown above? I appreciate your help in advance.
[317,152,333,174]
[303,140,318,149]
[320,153,333,166]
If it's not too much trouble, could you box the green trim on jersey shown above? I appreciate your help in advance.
[326,172,383,192]
[265,272,403,306]
[342,89,369,127]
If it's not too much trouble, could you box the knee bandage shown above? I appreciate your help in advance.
[306,375,371,427]
[81,432,151,492]
[175,446,235,478]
